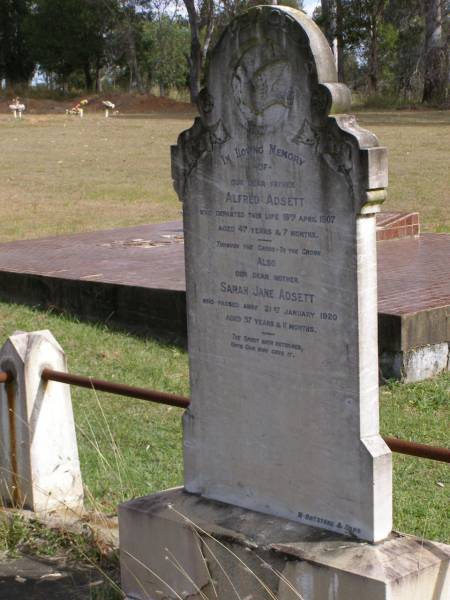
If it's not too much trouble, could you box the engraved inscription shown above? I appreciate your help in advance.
[199,144,342,360]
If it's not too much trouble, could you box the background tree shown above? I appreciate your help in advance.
[183,0,216,103]
[142,16,190,95]
[2,0,446,105]
[338,0,389,94]
[110,0,153,92]
[183,0,303,104]
[384,0,424,101]
[422,0,448,104]
[316,0,407,96]
[27,0,116,91]
[365,0,389,93]
[0,0,35,89]
[317,0,344,81]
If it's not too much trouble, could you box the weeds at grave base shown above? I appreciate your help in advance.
[0,508,123,599]
[0,506,95,561]
[123,503,305,599]
[0,422,124,598]
[0,409,126,598]
[169,505,305,600]
[380,372,449,542]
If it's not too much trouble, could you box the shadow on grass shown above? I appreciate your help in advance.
[0,295,187,351]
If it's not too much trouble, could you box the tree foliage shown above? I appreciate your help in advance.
[141,17,190,93]
[316,0,448,104]
[27,0,117,90]
[422,0,448,104]
[1,0,448,106]
[181,0,303,103]
[0,0,35,87]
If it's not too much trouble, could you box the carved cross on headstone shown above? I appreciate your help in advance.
[172,6,391,543]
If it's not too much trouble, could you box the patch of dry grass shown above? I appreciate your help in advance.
[356,111,450,232]
[0,109,448,242]
[0,113,193,242]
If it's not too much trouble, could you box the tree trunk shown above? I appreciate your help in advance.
[202,12,215,65]
[336,0,345,82]
[184,0,202,104]
[422,0,448,104]
[321,0,336,45]
[366,0,387,95]
[96,60,103,93]
[321,0,345,82]
[84,64,93,91]
[124,24,143,93]
[367,19,378,94]
[189,36,202,104]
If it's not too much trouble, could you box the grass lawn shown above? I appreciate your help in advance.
[0,302,448,543]
[381,378,449,542]
[0,302,187,510]
[0,113,192,242]
[357,111,450,233]
[0,106,448,560]
[0,109,448,242]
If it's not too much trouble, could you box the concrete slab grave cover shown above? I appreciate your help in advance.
[172,6,391,543]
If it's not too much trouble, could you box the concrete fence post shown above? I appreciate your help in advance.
[0,330,83,515]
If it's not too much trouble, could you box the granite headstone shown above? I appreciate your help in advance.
[172,5,391,543]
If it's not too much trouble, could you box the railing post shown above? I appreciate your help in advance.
[0,330,83,515]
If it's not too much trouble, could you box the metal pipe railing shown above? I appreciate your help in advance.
[41,368,190,409]
[0,371,13,383]
[1,369,449,463]
[383,437,450,463]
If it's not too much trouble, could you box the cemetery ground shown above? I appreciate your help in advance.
[0,107,448,593]
[0,302,448,598]
[0,108,449,242]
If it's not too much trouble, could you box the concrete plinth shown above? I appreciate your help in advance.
[119,489,450,600]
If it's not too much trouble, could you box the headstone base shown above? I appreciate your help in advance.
[119,488,449,600]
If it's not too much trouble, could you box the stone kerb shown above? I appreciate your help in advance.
[0,330,83,514]
[172,5,391,543]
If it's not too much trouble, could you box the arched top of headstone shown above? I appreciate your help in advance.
[172,5,387,215]
[208,5,350,117]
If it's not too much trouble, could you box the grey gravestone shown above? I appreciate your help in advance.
[172,6,391,542]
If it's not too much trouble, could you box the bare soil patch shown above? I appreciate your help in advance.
[0,92,194,115]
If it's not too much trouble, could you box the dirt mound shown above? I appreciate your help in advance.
[0,97,63,114]
[0,93,194,115]
[84,92,194,113]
